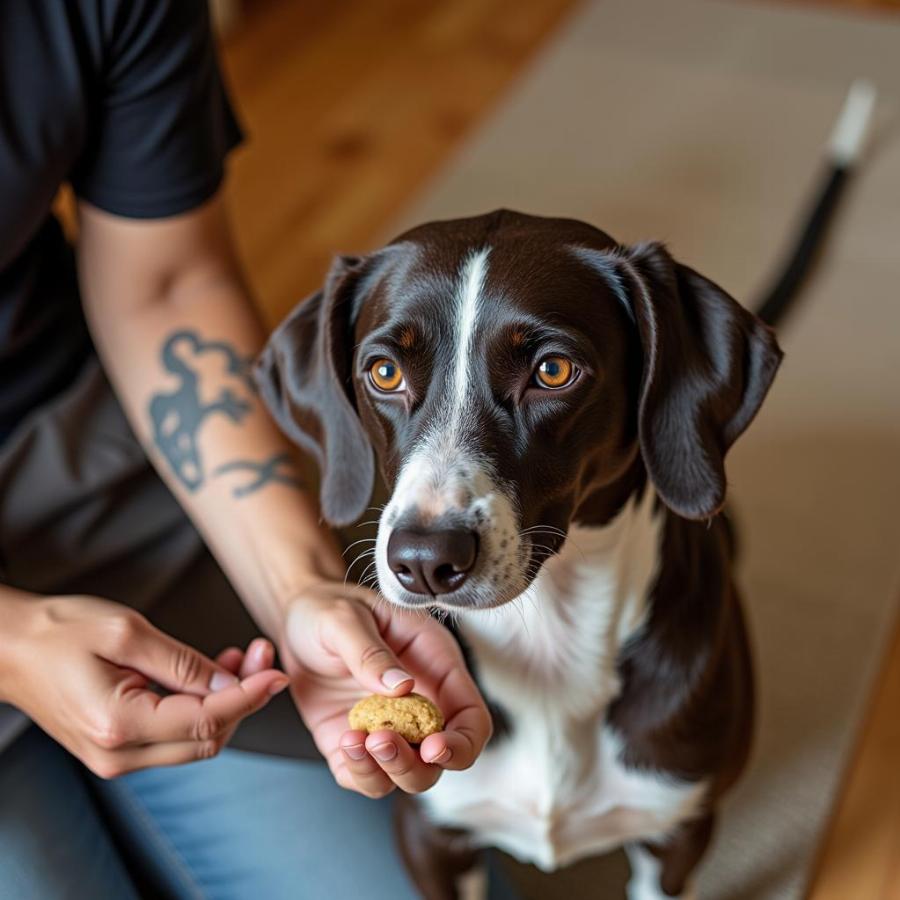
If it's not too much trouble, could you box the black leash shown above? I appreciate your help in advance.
[754,80,876,328]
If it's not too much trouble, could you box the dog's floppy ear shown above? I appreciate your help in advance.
[620,242,783,520]
[254,254,375,526]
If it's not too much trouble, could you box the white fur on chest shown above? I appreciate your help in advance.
[421,490,707,871]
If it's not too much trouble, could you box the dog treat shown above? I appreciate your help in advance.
[348,692,444,743]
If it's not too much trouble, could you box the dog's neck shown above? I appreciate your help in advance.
[456,486,663,722]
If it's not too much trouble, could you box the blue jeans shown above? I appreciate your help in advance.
[0,726,418,900]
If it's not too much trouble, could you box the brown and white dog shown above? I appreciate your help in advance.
[256,210,782,900]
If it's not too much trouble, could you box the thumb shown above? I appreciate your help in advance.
[293,601,414,696]
[106,618,240,696]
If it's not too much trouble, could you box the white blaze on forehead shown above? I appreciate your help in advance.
[386,247,491,522]
[450,248,490,432]
[389,438,476,521]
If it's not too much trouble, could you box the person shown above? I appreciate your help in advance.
[0,2,492,898]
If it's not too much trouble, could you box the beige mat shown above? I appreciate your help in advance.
[384,1,900,896]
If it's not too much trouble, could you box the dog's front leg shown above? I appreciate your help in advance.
[394,794,484,900]
[625,814,714,900]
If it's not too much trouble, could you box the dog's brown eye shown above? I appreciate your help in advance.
[534,356,575,389]
[369,358,405,392]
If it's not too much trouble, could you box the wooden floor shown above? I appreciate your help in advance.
[807,602,900,900]
[219,2,900,897]
[222,0,579,326]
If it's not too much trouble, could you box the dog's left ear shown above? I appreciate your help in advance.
[253,254,377,527]
[620,242,783,520]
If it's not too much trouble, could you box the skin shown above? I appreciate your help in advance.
[0,194,490,796]
[1,590,287,778]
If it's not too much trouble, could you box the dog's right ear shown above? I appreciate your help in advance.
[254,254,375,527]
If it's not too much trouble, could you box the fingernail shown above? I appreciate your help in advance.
[210,672,239,692]
[371,742,397,762]
[342,743,367,761]
[381,668,413,690]
[250,639,270,665]
[428,747,452,765]
[267,677,290,696]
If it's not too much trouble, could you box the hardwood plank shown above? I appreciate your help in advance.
[220,0,580,326]
[806,606,900,899]
[762,0,900,11]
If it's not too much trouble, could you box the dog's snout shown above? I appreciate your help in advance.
[386,528,479,595]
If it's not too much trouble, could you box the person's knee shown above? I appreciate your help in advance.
[0,728,139,899]
[99,751,419,900]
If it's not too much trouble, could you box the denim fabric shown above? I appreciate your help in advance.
[0,728,139,900]
[0,727,418,900]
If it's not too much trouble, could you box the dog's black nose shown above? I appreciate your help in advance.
[387,528,479,595]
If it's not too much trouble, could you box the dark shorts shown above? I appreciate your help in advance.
[0,357,317,759]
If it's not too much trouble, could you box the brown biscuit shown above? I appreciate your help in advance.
[348,692,444,744]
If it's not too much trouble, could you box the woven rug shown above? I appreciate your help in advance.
[384,1,900,895]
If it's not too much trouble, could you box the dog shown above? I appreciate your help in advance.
[255,210,782,899]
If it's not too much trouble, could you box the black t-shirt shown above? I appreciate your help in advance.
[0,0,242,443]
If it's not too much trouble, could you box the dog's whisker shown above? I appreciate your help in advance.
[357,561,379,584]
[511,594,530,637]
[519,524,567,538]
[344,549,377,584]
[346,548,377,566]
[364,574,384,592]
[521,525,586,563]
[358,561,377,582]
[520,524,567,537]
[342,537,377,557]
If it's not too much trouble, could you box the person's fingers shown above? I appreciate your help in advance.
[239,638,274,679]
[418,730,454,766]
[338,730,396,798]
[424,668,492,771]
[401,640,492,771]
[290,600,414,696]
[332,763,356,792]
[363,730,442,794]
[99,615,239,695]
[216,647,244,675]
[215,639,275,680]
[111,668,289,747]
[90,737,228,778]
[419,723,483,772]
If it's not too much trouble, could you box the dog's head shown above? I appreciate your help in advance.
[256,210,781,610]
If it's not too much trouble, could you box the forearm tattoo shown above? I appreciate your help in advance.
[148,330,259,492]
[213,453,303,498]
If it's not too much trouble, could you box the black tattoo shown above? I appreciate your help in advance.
[149,330,256,492]
[213,454,303,497]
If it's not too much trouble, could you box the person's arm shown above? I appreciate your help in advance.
[76,195,492,795]
[78,195,337,636]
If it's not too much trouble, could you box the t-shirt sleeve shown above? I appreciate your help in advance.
[71,0,243,219]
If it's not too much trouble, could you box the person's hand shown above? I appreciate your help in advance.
[1,593,289,778]
[281,581,492,798]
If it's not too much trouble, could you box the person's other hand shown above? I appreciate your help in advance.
[1,594,288,778]
[281,581,492,798]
